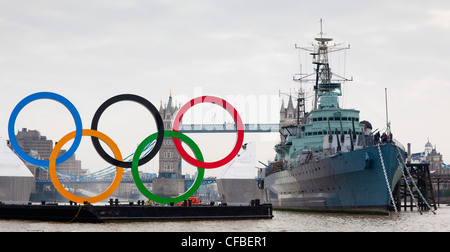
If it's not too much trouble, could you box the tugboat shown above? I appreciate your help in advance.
[263,23,407,213]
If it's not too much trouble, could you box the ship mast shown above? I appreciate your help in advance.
[294,19,352,110]
[312,32,332,110]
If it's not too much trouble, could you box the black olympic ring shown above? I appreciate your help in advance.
[90,94,164,168]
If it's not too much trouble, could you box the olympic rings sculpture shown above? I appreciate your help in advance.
[8,92,244,205]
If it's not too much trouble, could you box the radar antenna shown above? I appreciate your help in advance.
[293,19,352,110]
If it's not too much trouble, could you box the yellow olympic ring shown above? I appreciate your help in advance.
[49,129,124,204]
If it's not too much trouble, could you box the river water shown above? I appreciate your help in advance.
[1,205,449,232]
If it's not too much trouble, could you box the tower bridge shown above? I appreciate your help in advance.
[34,123,280,182]
[33,123,279,191]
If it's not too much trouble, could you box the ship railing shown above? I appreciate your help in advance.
[365,134,405,152]
[392,138,406,152]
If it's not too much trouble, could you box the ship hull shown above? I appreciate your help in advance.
[264,143,406,213]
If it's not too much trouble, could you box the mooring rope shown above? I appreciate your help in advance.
[377,144,398,213]
[67,204,84,223]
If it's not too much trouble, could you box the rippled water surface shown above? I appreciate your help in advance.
[1,205,449,232]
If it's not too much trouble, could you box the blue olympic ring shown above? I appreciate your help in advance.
[8,92,83,167]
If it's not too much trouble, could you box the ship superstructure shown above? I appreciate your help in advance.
[263,23,407,213]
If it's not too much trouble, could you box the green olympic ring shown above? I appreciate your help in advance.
[132,130,205,205]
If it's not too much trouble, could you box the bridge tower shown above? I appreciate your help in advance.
[158,92,182,179]
[153,92,185,198]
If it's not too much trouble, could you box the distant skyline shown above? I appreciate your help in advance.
[1,1,449,177]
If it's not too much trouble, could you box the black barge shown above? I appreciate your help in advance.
[0,202,273,223]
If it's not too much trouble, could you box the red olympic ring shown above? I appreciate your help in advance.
[172,96,244,169]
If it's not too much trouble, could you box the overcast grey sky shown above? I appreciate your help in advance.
[1,0,450,177]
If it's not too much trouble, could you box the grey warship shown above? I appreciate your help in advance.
[262,26,407,213]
